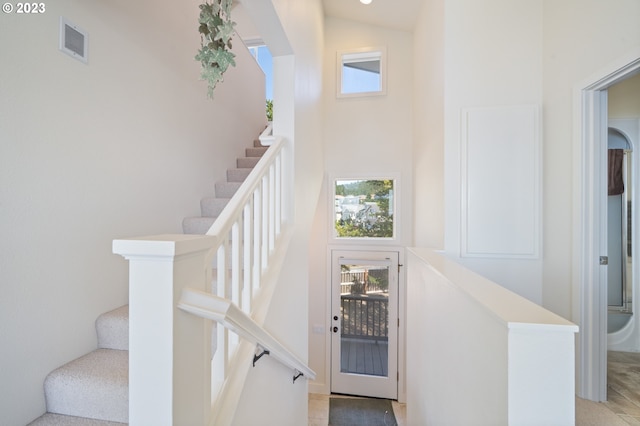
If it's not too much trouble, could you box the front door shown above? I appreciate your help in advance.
[330,250,398,399]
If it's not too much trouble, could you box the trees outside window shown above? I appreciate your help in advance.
[334,179,394,239]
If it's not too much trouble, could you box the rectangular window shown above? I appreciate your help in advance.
[245,39,273,101]
[334,179,394,239]
[337,47,386,98]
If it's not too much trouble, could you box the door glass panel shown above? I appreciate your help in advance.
[340,262,389,377]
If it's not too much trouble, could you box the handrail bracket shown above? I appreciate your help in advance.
[253,346,270,367]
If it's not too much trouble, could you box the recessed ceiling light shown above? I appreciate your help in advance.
[360,0,372,4]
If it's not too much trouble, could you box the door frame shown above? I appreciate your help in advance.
[326,245,406,402]
[330,250,399,399]
[575,52,640,401]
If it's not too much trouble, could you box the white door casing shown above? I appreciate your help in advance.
[330,250,399,399]
[575,53,640,402]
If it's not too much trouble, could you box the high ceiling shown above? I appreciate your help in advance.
[322,0,424,32]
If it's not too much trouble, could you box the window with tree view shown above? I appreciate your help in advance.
[334,179,394,239]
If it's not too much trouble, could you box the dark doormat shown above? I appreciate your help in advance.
[329,397,397,426]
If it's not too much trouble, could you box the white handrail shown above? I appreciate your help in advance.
[206,137,285,312]
[258,122,275,146]
[206,136,284,244]
[114,133,306,425]
[200,134,311,414]
[178,288,316,381]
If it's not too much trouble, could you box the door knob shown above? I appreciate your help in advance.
[333,315,339,321]
[333,326,339,333]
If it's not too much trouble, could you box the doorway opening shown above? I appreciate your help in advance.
[330,250,399,400]
[607,119,640,345]
[577,54,640,402]
[607,126,633,330]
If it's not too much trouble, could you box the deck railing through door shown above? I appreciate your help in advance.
[340,294,389,341]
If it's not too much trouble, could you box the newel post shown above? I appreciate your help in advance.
[113,234,216,426]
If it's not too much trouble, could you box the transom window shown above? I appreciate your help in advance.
[337,47,386,98]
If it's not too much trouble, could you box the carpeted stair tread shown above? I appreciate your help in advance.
[183,135,268,235]
[44,349,128,423]
[201,197,230,217]
[28,413,126,426]
[182,216,216,234]
[246,146,268,157]
[237,157,260,168]
[226,168,252,182]
[215,181,242,198]
[96,305,128,351]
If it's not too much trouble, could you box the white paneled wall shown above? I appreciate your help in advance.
[461,105,541,259]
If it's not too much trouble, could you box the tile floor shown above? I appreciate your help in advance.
[309,351,640,425]
[309,351,639,425]
[604,351,640,424]
[308,393,406,426]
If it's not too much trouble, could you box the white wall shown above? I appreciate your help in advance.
[609,73,640,118]
[413,0,445,249]
[323,17,413,226]
[543,0,640,318]
[406,248,577,426]
[413,0,640,320]
[229,0,325,424]
[0,1,266,423]
[440,0,544,304]
[307,179,331,394]
[418,1,639,403]
[415,0,640,328]
[305,16,414,395]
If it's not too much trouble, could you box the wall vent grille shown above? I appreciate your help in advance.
[59,17,88,64]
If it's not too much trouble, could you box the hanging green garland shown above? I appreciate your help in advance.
[195,0,236,98]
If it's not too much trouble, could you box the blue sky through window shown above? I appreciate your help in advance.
[342,66,381,94]
[250,45,273,100]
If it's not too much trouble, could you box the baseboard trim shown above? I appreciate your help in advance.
[308,382,329,395]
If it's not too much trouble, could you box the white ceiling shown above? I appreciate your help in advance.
[322,0,424,32]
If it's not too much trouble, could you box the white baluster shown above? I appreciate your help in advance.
[261,176,269,272]
[242,202,252,313]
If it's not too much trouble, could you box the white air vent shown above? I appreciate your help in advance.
[59,17,88,64]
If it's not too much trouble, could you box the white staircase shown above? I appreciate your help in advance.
[30,136,268,425]
[29,306,129,425]
[182,140,268,235]
[108,131,306,424]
